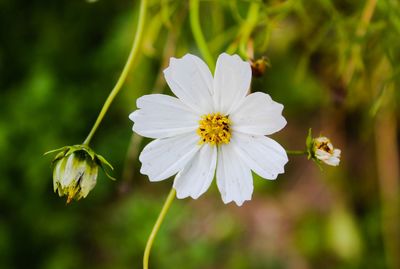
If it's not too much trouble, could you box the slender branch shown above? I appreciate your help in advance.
[189,0,215,71]
[286,150,307,156]
[83,0,148,145]
[143,188,176,269]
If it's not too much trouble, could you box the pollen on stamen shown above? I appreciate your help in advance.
[196,113,232,146]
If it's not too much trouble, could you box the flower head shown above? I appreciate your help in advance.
[306,129,341,167]
[47,145,114,203]
[129,53,288,206]
[312,136,341,166]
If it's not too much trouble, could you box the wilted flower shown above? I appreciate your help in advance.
[306,129,341,166]
[47,145,114,203]
[129,53,288,206]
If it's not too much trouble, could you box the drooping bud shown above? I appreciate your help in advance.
[306,129,341,167]
[249,56,270,77]
[47,145,114,203]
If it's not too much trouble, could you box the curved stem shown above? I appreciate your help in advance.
[83,0,148,145]
[143,188,176,269]
[226,1,259,58]
[286,150,307,156]
[239,1,260,59]
[189,0,215,72]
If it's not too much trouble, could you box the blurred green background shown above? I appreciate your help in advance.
[0,0,399,268]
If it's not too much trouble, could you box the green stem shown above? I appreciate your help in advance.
[238,1,260,59]
[286,150,307,156]
[226,1,260,57]
[143,188,176,269]
[83,0,148,145]
[189,0,215,72]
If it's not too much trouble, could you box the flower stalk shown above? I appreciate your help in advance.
[83,0,148,145]
[143,188,176,269]
[286,150,307,156]
[189,0,215,71]
[239,1,260,58]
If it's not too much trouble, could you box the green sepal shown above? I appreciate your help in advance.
[305,129,325,170]
[46,144,116,180]
[44,146,69,156]
[96,154,116,181]
[44,146,70,163]
[312,158,324,171]
[99,165,116,181]
[305,128,314,160]
[96,154,114,170]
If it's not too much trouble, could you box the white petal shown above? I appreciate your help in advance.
[163,54,214,114]
[173,144,217,199]
[333,149,341,158]
[315,149,331,160]
[213,53,251,114]
[61,155,85,187]
[139,133,200,181]
[325,157,340,166]
[231,132,288,180]
[129,94,198,139]
[216,143,253,206]
[230,92,287,136]
[80,165,98,198]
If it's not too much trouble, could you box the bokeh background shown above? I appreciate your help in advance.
[0,0,399,268]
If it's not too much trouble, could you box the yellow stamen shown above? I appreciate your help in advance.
[315,138,333,153]
[197,113,231,146]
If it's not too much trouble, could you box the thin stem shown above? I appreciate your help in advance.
[343,0,377,85]
[189,0,215,71]
[143,188,176,269]
[286,150,307,156]
[227,1,260,58]
[83,0,148,145]
[239,1,260,59]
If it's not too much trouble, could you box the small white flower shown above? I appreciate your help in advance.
[313,137,341,166]
[129,53,288,206]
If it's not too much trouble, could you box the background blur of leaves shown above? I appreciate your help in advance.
[0,0,399,268]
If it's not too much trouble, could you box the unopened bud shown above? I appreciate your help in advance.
[47,145,114,203]
[250,56,270,77]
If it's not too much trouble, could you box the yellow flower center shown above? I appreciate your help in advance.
[197,113,231,145]
[315,139,333,154]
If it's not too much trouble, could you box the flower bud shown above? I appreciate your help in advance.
[306,129,341,167]
[249,56,270,77]
[312,137,341,166]
[47,145,114,203]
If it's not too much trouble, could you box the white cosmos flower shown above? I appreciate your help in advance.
[129,53,288,206]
